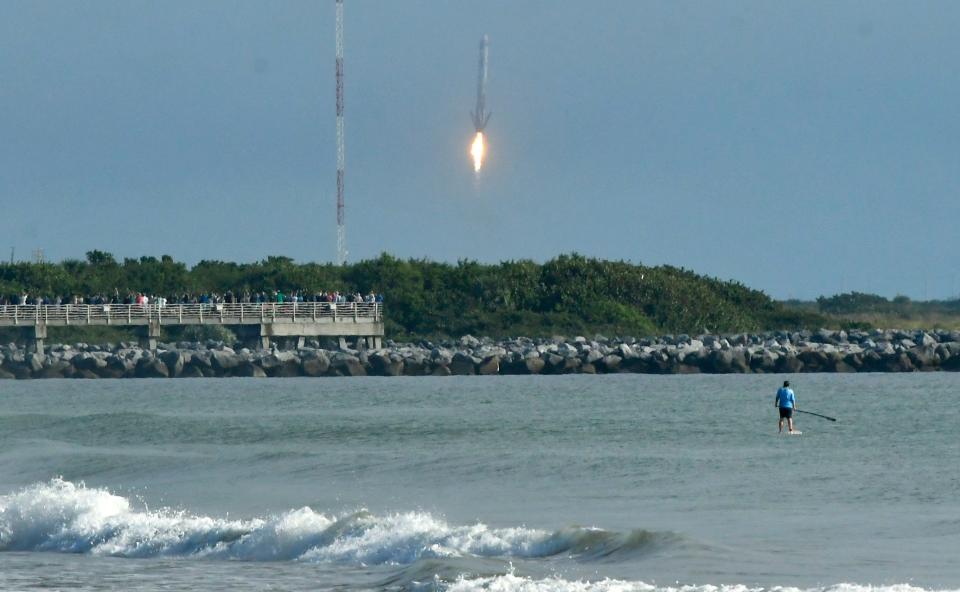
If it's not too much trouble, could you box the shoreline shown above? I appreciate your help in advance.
[2,328,959,379]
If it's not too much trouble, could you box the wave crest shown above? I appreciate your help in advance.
[435,576,953,592]
[0,479,676,564]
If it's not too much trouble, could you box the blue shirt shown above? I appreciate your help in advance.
[776,387,795,409]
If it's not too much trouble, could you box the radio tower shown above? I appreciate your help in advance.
[335,0,347,265]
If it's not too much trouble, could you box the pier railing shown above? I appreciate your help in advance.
[0,302,382,327]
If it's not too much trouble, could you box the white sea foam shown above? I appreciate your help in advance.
[0,479,663,564]
[3,481,956,592]
[0,478,254,557]
[438,576,955,592]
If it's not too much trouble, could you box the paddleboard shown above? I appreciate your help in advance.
[782,431,802,436]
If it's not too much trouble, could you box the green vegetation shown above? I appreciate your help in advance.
[784,292,960,331]
[0,325,139,347]
[1,251,830,339]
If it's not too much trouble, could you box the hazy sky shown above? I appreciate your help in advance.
[2,1,958,300]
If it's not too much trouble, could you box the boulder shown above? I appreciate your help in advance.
[301,351,331,377]
[27,353,45,373]
[180,365,205,378]
[477,355,500,375]
[431,349,453,368]
[559,356,581,373]
[813,329,838,345]
[187,351,213,372]
[235,361,267,378]
[160,351,184,378]
[892,352,916,372]
[617,354,646,373]
[703,350,734,373]
[544,353,565,373]
[106,355,135,378]
[135,357,169,378]
[450,352,477,376]
[369,352,403,376]
[776,354,804,374]
[75,353,108,373]
[642,351,669,374]
[39,359,73,379]
[402,355,428,376]
[332,353,366,377]
[758,350,779,372]
[600,355,622,372]
[524,357,546,375]
[210,350,240,373]
[941,350,960,371]
[907,347,936,371]
[798,350,829,372]
[840,353,862,371]
[728,349,750,373]
[269,352,302,377]
[857,350,881,372]
[459,334,481,349]
[584,349,604,365]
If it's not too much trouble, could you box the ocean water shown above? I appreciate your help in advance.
[0,374,957,591]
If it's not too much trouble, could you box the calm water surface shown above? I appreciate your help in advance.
[0,374,957,591]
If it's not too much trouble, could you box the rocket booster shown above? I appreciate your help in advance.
[471,35,491,132]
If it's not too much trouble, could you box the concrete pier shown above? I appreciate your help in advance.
[139,321,161,351]
[0,303,384,352]
[32,323,47,353]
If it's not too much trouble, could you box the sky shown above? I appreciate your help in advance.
[1,1,959,300]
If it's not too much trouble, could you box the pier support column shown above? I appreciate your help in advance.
[139,321,160,352]
[32,324,47,353]
[295,336,306,349]
[235,325,270,350]
[258,324,271,350]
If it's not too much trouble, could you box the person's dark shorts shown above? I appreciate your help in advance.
[779,407,793,419]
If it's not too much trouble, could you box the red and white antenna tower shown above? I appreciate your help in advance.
[335,0,347,265]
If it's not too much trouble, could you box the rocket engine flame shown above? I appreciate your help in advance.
[471,131,486,173]
[469,35,490,175]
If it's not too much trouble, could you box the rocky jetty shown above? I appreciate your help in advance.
[2,329,959,379]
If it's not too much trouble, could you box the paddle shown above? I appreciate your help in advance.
[795,409,837,422]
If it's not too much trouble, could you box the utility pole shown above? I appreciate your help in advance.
[335,0,347,266]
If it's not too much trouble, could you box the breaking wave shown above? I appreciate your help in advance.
[2,481,953,592]
[430,578,956,592]
[0,479,678,564]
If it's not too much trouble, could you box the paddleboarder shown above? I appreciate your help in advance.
[775,380,797,433]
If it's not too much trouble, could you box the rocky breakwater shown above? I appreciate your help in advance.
[1,329,959,379]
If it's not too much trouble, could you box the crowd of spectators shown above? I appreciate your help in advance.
[0,290,384,307]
